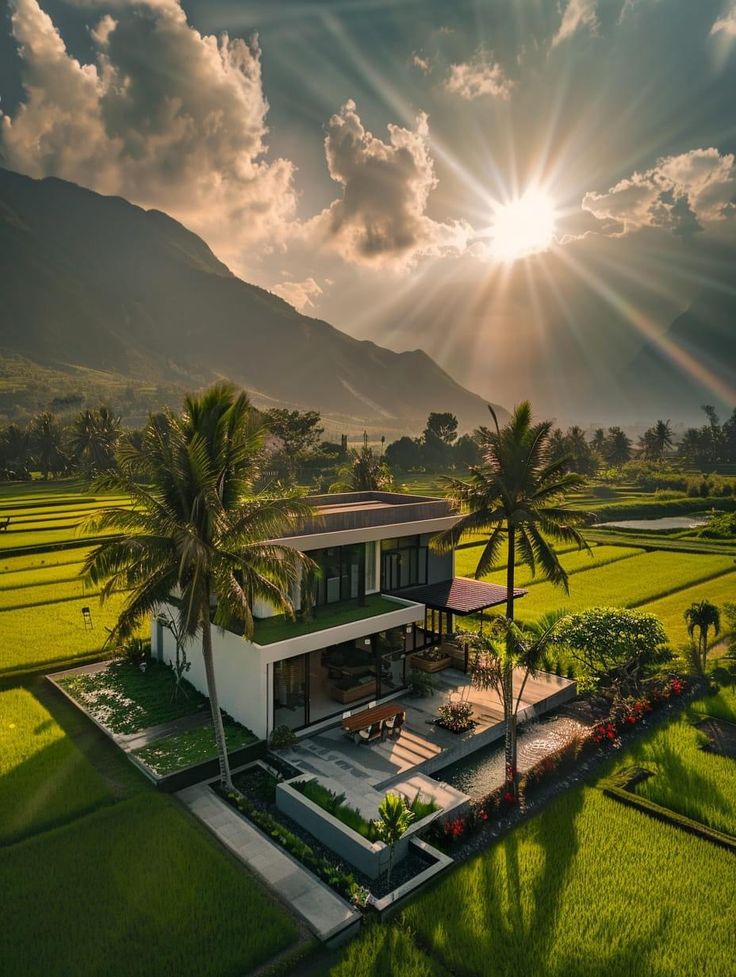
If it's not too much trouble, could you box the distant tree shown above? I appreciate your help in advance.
[263,409,324,483]
[602,427,633,465]
[329,445,394,492]
[453,432,481,468]
[424,412,458,445]
[553,607,669,695]
[551,426,598,475]
[723,409,736,464]
[0,424,29,479]
[385,435,423,470]
[638,420,674,460]
[590,428,606,455]
[68,406,121,476]
[421,412,458,470]
[684,600,721,675]
[431,402,591,795]
[27,411,67,479]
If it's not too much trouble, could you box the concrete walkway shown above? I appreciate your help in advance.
[178,783,360,943]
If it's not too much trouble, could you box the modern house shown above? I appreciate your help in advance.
[151,491,523,741]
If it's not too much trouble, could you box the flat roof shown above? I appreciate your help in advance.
[272,491,458,541]
[393,577,526,615]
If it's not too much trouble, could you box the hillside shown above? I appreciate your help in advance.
[0,168,505,433]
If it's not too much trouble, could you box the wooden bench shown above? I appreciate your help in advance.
[0,516,10,532]
[341,703,406,744]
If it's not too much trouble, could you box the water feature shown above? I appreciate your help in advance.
[432,715,587,797]
[600,514,709,531]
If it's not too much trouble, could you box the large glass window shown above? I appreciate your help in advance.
[380,535,427,592]
[311,543,366,606]
[273,656,306,730]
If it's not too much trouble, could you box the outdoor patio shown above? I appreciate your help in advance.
[280,665,576,800]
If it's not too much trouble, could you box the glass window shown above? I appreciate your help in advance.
[273,656,306,730]
[365,541,377,593]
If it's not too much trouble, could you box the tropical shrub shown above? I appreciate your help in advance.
[436,698,474,733]
[270,724,298,750]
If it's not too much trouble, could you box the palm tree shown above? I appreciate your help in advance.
[638,420,674,460]
[68,406,122,476]
[431,402,592,794]
[329,444,394,492]
[83,385,313,788]
[27,411,67,479]
[603,427,633,465]
[684,600,721,675]
[373,792,414,885]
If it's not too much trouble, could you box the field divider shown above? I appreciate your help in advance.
[600,766,736,854]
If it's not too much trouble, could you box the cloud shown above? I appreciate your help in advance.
[581,147,736,237]
[444,52,513,100]
[0,0,297,272]
[271,277,323,312]
[711,2,736,37]
[312,100,470,268]
[551,0,599,48]
[411,53,431,73]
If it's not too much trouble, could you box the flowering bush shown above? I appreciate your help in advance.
[436,699,474,733]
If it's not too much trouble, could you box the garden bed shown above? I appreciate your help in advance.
[410,650,452,673]
[133,719,259,775]
[221,762,445,902]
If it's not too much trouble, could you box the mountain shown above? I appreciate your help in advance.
[0,168,506,433]
[626,284,736,419]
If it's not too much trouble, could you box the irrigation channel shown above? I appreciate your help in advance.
[433,715,588,797]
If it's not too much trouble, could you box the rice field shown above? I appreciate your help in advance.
[456,543,644,588]
[0,686,111,844]
[0,792,299,977]
[643,573,736,648]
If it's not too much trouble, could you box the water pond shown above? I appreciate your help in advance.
[600,514,709,531]
[433,715,587,798]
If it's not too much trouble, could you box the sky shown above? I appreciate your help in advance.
[1,0,735,424]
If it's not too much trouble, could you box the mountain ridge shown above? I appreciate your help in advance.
[0,167,506,432]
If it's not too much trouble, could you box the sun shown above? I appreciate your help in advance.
[490,188,557,262]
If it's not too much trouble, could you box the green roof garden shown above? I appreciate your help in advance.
[252,594,408,646]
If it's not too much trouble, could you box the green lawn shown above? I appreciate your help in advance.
[59,660,209,734]
[253,593,403,644]
[332,742,736,977]
[133,719,258,775]
[0,792,299,977]
[0,686,111,844]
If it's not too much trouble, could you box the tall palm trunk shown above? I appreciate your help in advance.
[504,523,517,793]
[200,597,233,789]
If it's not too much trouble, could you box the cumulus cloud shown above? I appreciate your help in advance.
[444,52,513,100]
[411,53,431,73]
[271,277,323,312]
[711,2,736,37]
[312,100,470,268]
[581,148,736,238]
[551,0,599,48]
[0,0,297,271]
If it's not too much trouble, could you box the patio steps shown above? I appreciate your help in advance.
[373,729,442,770]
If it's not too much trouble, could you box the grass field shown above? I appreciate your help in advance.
[331,720,736,977]
[619,688,736,837]
[642,573,736,648]
[0,686,111,844]
[455,543,644,588]
[0,792,298,977]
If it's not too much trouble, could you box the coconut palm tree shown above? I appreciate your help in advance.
[431,401,592,794]
[83,385,313,788]
[373,792,414,885]
[68,406,122,476]
[684,600,721,675]
[27,411,67,479]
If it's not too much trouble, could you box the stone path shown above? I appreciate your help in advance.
[177,782,361,943]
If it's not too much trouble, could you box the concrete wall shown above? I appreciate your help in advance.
[153,607,270,739]
[421,533,453,585]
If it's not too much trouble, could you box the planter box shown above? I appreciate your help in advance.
[275,776,440,880]
[410,654,452,673]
